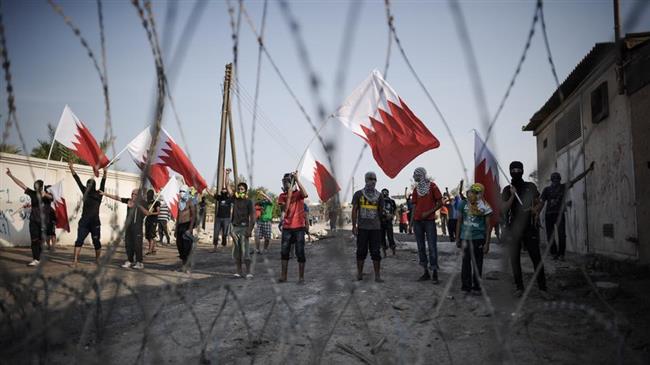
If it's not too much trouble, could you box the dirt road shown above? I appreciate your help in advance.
[1,230,648,364]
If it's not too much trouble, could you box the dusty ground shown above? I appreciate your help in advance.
[1,228,649,364]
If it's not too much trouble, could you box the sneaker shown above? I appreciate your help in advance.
[133,262,144,270]
[27,260,39,267]
[431,270,440,284]
[245,273,254,279]
[121,261,132,268]
[417,271,431,281]
[234,273,242,278]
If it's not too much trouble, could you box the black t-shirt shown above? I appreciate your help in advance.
[121,197,146,229]
[232,198,254,227]
[501,181,539,227]
[24,188,52,223]
[146,200,160,224]
[382,197,397,221]
[215,192,233,219]
[541,184,565,216]
[73,173,106,221]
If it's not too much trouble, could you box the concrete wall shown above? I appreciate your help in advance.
[630,83,650,263]
[582,65,638,259]
[534,55,641,261]
[0,153,140,247]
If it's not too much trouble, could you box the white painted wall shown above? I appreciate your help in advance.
[533,56,640,261]
[0,153,140,247]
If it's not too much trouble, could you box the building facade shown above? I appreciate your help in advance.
[524,34,650,263]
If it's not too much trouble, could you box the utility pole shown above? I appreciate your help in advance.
[227,105,239,185]
[217,63,233,192]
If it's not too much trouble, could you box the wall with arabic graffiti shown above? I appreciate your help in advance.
[0,153,141,247]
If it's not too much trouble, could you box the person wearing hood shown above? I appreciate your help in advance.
[501,161,549,298]
[176,185,197,272]
[456,183,493,295]
[540,162,594,261]
[144,189,160,255]
[411,167,444,284]
[231,182,255,278]
[5,169,53,266]
[68,160,107,267]
[100,188,153,269]
[277,171,308,283]
[352,172,385,282]
[380,188,397,257]
[212,168,234,250]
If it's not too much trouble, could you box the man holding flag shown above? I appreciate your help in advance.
[67,160,107,267]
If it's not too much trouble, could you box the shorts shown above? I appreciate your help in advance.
[256,221,272,240]
[281,229,306,263]
[145,218,157,240]
[75,218,101,250]
[46,221,56,236]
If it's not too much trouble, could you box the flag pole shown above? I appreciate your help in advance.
[296,114,334,171]
[473,129,523,205]
[106,144,129,168]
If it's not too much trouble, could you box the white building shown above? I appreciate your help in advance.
[523,33,650,263]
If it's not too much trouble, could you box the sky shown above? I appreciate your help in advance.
[1,0,649,202]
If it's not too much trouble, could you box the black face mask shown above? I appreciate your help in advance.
[86,179,96,192]
[510,172,524,183]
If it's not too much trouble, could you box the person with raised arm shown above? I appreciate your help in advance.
[5,168,53,266]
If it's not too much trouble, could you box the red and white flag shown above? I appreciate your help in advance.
[159,176,181,220]
[126,127,171,191]
[154,128,207,192]
[334,70,440,178]
[46,180,70,232]
[300,148,340,202]
[474,132,501,226]
[54,105,109,177]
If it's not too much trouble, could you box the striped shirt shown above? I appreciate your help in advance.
[158,204,170,222]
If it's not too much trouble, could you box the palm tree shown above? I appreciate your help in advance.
[31,123,112,164]
[0,143,22,154]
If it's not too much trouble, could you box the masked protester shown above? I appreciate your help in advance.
[411,167,444,284]
[231,182,255,278]
[456,183,493,294]
[501,161,550,298]
[100,188,153,269]
[380,188,397,256]
[5,169,53,266]
[351,172,385,282]
[540,161,594,261]
[277,171,308,283]
[254,190,274,254]
[213,168,234,250]
[68,160,107,267]
[144,189,160,255]
[176,185,196,272]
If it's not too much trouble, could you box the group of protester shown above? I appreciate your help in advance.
[6,157,589,297]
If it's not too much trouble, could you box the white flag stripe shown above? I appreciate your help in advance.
[299,148,317,185]
[54,105,84,149]
[334,69,400,137]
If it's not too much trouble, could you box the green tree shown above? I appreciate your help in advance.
[0,143,21,154]
[30,123,112,164]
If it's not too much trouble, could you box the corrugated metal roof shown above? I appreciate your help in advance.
[523,42,615,132]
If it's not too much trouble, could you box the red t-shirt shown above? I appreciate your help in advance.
[412,182,443,221]
[400,211,409,224]
[255,204,262,220]
[278,190,306,229]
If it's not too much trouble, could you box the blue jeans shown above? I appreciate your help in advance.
[414,220,438,271]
